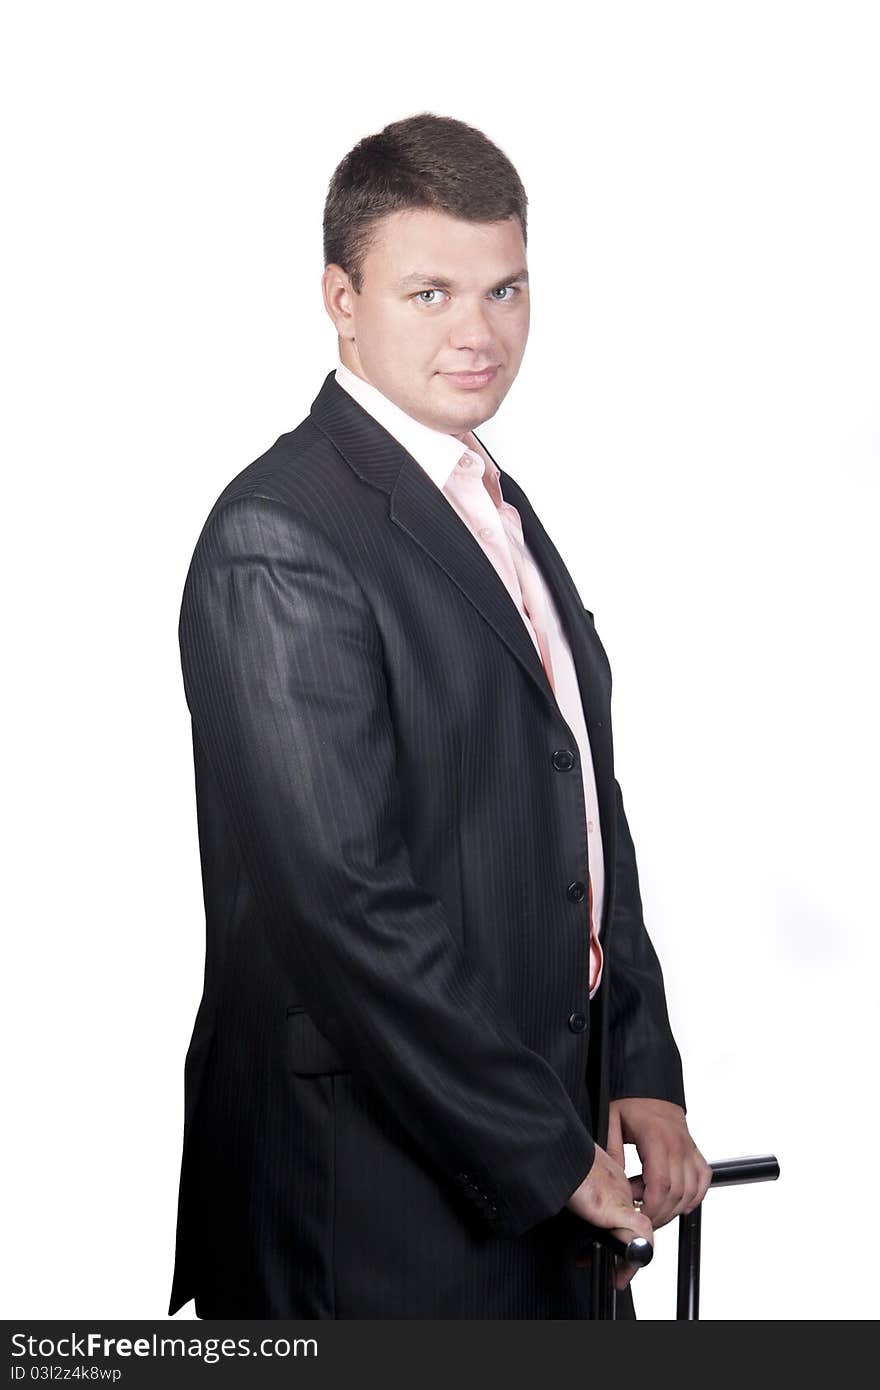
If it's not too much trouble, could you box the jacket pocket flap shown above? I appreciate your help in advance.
[285,1006,349,1076]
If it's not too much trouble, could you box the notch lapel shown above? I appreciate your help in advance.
[310,370,560,722]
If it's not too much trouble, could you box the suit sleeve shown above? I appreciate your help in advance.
[606,778,687,1109]
[178,491,595,1238]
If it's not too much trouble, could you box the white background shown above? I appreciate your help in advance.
[3,0,878,1321]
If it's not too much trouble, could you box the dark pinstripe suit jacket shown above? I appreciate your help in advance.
[168,368,685,1319]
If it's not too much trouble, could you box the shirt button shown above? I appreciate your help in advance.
[459,455,473,468]
[478,526,494,540]
[588,820,595,834]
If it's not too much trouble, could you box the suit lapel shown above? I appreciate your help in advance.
[389,461,558,706]
[311,370,558,718]
[310,369,618,919]
[474,439,613,727]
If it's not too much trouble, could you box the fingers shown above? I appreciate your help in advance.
[643,1151,684,1229]
[567,1141,654,1291]
[614,1102,714,1228]
[684,1148,714,1213]
[574,1207,654,1290]
[567,1142,644,1231]
[642,1145,713,1228]
[610,1209,654,1250]
[675,1147,712,1219]
[614,1259,640,1291]
[609,1210,654,1290]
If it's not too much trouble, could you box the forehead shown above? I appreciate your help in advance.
[365,208,526,286]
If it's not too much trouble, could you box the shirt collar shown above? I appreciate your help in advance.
[334,360,500,492]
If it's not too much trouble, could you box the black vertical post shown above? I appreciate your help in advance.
[591,1241,613,1319]
[676,1205,702,1320]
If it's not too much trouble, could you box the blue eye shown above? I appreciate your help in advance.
[413,284,521,306]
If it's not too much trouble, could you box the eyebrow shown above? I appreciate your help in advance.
[393,268,529,292]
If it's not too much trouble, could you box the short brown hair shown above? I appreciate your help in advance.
[323,112,528,293]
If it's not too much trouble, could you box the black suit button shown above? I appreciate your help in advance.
[568,1011,587,1033]
[567,880,586,902]
[552,748,576,771]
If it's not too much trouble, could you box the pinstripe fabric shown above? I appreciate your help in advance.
[168,369,685,1319]
[333,360,605,997]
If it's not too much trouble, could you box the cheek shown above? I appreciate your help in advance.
[510,307,530,341]
[382,314,425,362]
[504,324,529,362]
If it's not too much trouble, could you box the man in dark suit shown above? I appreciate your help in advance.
[168,112,711,1319]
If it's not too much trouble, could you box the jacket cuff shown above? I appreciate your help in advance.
[609,1047,687,1112]
[453,1118,596,1239]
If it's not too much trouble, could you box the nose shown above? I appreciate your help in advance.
[448,297,496,355]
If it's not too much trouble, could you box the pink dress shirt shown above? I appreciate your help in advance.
[334,361,605,997]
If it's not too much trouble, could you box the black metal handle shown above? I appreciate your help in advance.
[580,1227,654,1266]
[708,1154,780,1188]
[582,1232,653,1321]
[583,1152,780,1320]
[579,1152,780,1319]
[574,1223,655,1319]
[677,1153,780,1320]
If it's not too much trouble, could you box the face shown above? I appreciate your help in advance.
[322,208,530,439]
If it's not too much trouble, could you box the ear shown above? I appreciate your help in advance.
[322,263,357,339]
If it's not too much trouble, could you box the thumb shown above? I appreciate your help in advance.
[614,1259,640,1291]
[606,1107,625,1170]
[613,1192,652,1290]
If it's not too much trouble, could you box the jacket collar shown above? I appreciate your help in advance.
[333,361,495,493]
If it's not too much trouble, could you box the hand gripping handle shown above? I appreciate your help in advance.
[581,1226,654,1266]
